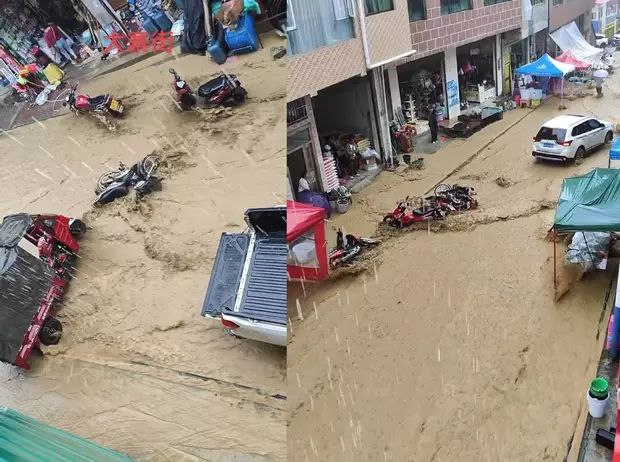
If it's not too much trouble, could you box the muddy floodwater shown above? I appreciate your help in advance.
[288,69,620,460]
[0,38,286,460]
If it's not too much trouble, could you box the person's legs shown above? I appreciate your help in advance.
[57,38,77,61]
[430,124,438,143]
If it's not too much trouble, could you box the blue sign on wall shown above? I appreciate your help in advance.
[447,80,459,108]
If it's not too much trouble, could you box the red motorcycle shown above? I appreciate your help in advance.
[169,68,197,111]
[383,196,453,229]
[25,214,86,279]
[197,71,248,108]
[63,83,124,117]
[329,229,379,270]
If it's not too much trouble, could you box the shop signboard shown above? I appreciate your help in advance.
[447,80,459,108]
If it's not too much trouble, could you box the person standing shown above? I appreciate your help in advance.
[44,23,77,64]
[594,76,604,97]
[429,104,439,144]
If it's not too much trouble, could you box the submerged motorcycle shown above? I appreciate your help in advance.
[64,83,125,118]
[329,229,379,270]
[383,196,452,229]
[169,68,197,111]
[197,71,247,108]
[95,154,161,206]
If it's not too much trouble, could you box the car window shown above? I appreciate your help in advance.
[537,127,566,142]
[573,122,591,136]
[587,119,602,130]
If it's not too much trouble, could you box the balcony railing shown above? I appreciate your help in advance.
[287,98,309,126]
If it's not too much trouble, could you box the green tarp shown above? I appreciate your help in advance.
[0,407,134,462]
[554,168,620,232]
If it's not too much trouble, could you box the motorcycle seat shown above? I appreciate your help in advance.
[197,75,236,97]
[88,95,110,110]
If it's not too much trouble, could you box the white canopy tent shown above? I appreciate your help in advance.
[550,22,604,64]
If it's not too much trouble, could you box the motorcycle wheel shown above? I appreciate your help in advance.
[69,219,87,238]
[96,170,123,194]
[222,96,239,108]
[434,184,452,196]
[40,318,63,346]
[140,154,160,176]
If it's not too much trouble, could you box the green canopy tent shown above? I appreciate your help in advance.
[0,407,134,461]
[552,168,620,288]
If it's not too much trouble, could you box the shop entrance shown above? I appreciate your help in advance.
[312,76,380,190]
[457,37,497,108]
[396,53,446,133]
[287,125,321,200]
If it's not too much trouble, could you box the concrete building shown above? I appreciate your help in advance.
[287,0,413,199]
[287,0,527,199]
[387,0,522,134]
[592,0,619,37]
[548,0,595,36]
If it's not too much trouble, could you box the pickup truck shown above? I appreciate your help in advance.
[202,206,287,347]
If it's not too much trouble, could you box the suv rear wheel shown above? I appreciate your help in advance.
[606,131,613,144]
[574,146,586,164]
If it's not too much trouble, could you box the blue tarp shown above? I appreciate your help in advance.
[610,139,620,162]
[515,53,575,78]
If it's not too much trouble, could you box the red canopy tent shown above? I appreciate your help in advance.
[555,50,592,71]
[287,201,329,282]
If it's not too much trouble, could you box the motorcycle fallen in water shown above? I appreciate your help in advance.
[197,71,247,108]
[383,196,453,229]
[63,83,125,130]
[329,229,380,270]
[427,184,478,211]
[94,154,161,206]
[169,68,197,111]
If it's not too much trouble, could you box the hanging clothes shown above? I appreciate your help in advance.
[181,0,207,54]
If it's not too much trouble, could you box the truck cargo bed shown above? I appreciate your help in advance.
[0,248,54,364]
[202,207,287,327]
[224,235,287,325]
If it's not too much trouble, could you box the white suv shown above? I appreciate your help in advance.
[596,33,609,48]
[532,115,614,162]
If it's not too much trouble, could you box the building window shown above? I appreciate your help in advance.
[408,0,426,21]
[552,0,562,5]
[288,0,355,56]
[483,0,509,5]
[440,0,472,15]
[531,0,544,4]
[365,0,394,15]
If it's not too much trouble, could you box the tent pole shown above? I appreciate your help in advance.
[553,230,557,291]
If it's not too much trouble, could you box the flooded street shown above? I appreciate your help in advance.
[288,67,620,460]
[0,39,286,460]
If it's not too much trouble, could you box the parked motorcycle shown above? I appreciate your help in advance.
[169,68,197,110]
[95,154,161,206]
[197,71,247,108]
[63,83,125,117]
[329,228,380,270]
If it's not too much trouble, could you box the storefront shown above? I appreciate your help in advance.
[311,76,381,191]
[396,53,447,133]
[0,0,126,86]
[501,29,527,96]
[457,37,497,107]
[287,96,325,201]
